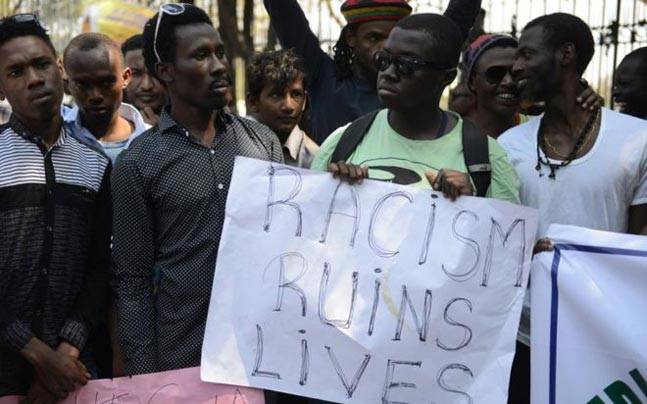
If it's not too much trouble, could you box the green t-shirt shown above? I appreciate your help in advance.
[312,109,520,204]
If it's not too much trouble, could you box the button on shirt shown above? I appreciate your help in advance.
[63,103,151,163]
[112,109,283,375]
[0,116,112,395]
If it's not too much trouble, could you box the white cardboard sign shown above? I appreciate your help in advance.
[531,224,647,404]
[202,157,538,403]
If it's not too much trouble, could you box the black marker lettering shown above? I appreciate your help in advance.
[442,211,480,282]
[251,324,281,379]
[264,252,308,316]
[481,218,526,287]
[300,338,309,386]
[264,165,303,236]
[394,286,433,342]
[318,263,359,329]
[381,359,422,404]
[368,278,382,336]
[418,201,437,265]
[324,346,371,398]
[437,363,474,404]
[368,191,413,258]
[320,182,361,247]
[437,298,473,351]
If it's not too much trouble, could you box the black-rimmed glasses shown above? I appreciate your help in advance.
[374,50,454,77]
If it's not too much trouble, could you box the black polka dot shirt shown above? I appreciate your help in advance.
[112,109,283,375]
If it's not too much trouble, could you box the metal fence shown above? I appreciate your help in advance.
[3,0,646,104]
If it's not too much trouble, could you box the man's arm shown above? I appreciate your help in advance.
[628,204,647,234]
[58,166,112,353]
[112,152,159,375]
[1,307,35,354]
[629,140,647,235]
[443,0,483,41]
[263,0,331,84]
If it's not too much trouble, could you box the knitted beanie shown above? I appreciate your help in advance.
[340,0,412,25]
[463,34,518,84]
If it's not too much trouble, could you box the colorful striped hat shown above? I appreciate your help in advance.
[340,0,412,25]
[463,34,518,83]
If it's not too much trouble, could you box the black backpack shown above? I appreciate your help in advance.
[330,111,492,197]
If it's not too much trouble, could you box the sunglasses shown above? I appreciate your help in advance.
[479,65,514,85]
[374,50,453,77]
[153,3,187,63]
[0,13,42,28]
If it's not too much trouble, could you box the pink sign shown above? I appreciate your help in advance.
[0,367,264,404]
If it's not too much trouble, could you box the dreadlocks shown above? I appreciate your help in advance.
[333,25,356,80]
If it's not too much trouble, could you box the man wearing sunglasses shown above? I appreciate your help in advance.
[111,4,283,376]
[464,34,603,139]
[0,14,111,402]
[312,13,520,204]
[264,0,482,144]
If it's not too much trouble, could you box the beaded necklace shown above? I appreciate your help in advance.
[535,107,600,179]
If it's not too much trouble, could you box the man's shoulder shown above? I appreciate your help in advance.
[497,117,540,149]
[119,102,152,135]
[231,114,282,148]
[235,114,272,134]
[65,122,110,163]
[498,117,539,138]
[602,108,647,138]
[119,126,160,155]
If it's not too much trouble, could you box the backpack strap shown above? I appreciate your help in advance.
[462,118,491,197]
[330,111,380,163]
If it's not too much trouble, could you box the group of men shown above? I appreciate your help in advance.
[1,1,646,404]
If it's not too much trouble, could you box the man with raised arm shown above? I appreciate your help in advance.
[264,0,482,143]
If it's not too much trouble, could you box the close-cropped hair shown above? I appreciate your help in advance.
[141,4,213,80]
[620,47,647,74]
[395,13,463,69]
[121,34,143,56]
[0,15,55,55]
[247,49,306,98]
[524,13,594,75]
[63,32,121,69]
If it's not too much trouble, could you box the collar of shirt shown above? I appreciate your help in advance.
[284,126,306,161]
[8,113,69,149]
[244,114,304,161]
[62,102,150,147]
[158,107,232,145]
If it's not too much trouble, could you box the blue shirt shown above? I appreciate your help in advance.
[63,103,150,163]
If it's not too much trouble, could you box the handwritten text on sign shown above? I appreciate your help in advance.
[0,367,263,404]
[201,157,538,403]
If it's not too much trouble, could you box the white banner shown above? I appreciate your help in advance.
[531,224,647,404]
[201,157,538,403]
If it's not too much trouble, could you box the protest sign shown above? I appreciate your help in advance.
[0,367,263,404]
[201,157,538,403]
[531,224,647,404]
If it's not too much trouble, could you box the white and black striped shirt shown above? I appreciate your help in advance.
[0,115,112,396]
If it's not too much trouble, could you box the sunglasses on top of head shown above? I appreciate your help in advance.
[374,50,454,77]
[153,3,187,63]
[0,13,43,28]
